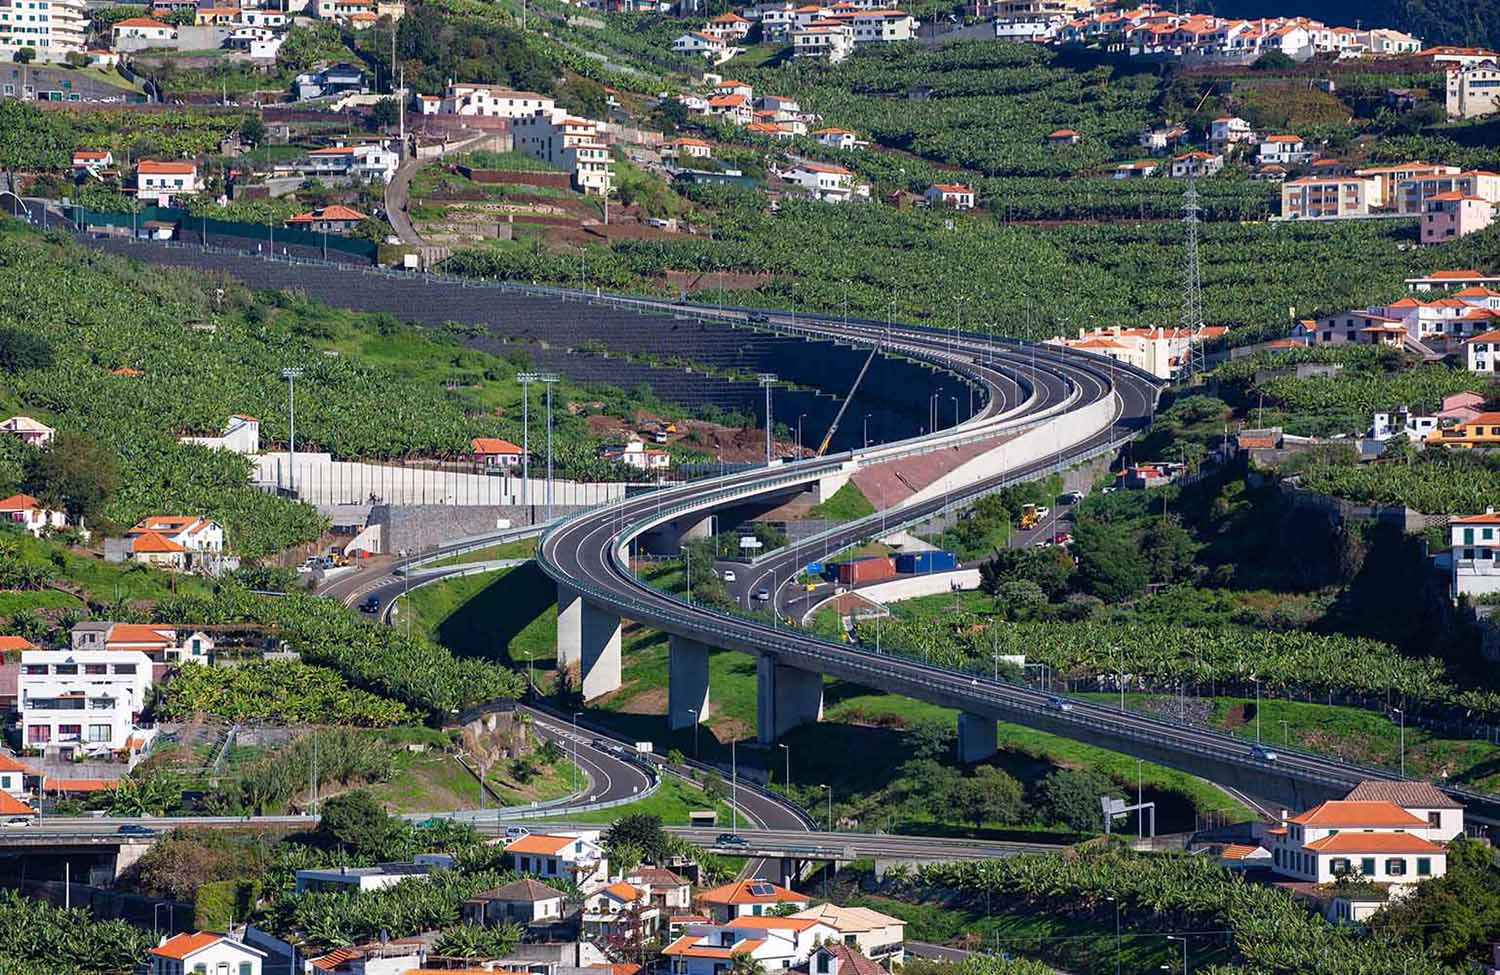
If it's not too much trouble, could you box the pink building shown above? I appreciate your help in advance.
[1423,192,1495,245]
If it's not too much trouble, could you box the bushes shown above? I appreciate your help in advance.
[157,661,412,727]
[194,879,261,931]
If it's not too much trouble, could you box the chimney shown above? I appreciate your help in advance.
[1279,808,1289,826]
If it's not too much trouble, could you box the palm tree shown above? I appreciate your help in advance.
[729,951,766,975]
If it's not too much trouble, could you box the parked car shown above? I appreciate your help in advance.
[1251,745,1278,762]
[716,833,749,847]
[359,596,381,614]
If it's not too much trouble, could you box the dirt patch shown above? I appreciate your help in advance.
[1221,702,1251,728]
[617,686,669,716]
[709,717,752,741]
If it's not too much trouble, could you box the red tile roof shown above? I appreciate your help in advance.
[0,494,40,512]
[0,792,34,815]
[473,437,522,454]
[1343,780,1463,809]
[138,160,195,175]
[1287,800,1428,828]
[150,933,226,960]
[698,879,805,905]
[131,531,186,554]
[1302,832,1445,854]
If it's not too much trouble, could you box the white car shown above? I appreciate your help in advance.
[753,588,771,601]
[721,570,736,582]
[2,816,34,828]
[1034,506,1051,519]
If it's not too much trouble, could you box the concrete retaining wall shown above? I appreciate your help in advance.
[253,452,625,509]
[900,395,1116,508]
[372,504,587,553]
[457,167,573,190]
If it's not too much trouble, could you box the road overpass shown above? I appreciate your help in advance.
[71,237,1500,829]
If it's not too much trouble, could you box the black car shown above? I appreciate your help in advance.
[360,596,381,614]
[716,833,749,847]
[117,824,156,836]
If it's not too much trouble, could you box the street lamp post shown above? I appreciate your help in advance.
[1254,677,1261,742]
[687,708,699,758]
[572,711,582,793]
[779,742,790,791]
[758,374,778,464]
[540,374,559,522]
[822,783,832,831]
[1108,896,1120,975]
[1394,706,1405,776]
[863,413,872,447]
[797,414,806,457]
[1166,935,1188,975]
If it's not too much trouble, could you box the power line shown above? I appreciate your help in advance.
[1179,179,1207,380]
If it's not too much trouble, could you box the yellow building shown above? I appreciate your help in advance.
[1428,411,1500,448]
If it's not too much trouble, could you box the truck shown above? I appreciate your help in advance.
[895,551,958,574]
[835,556,897,586]
[1019,503,1040,530]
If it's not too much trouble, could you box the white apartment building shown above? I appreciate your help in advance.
[0,0,85,62]
[1447,60,1500,119]
[20,647,153,757]
[512,109,613,195]
[828,8,916,44]
[1466,329,1500,373]
[792,22,854,62]
[1280,176,1374,219]
[1358,162,1463,211]
[419,83,555,119]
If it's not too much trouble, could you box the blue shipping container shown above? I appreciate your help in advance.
[895,551,958,574]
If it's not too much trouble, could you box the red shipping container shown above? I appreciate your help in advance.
[836,556,896,586]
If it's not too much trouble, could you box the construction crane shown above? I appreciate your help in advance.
[814,344,880,457]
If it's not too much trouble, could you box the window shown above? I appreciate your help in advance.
[53,664,76,675]
[1428,811,1442,828]
[88,724,110,743]
[1387,858,1406,876]
[239,965,252,975]
[1360,857,1376,876]
[113,664,135,675]
[22,665,45,675]
[1417,857,1432,876]
[816,955,831,974]
[84,664,106,675]
[1330,858,1351,876]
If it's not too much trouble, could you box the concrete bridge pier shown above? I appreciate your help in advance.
[957,712,997,763]
[668,634,712,730]
[756,655,824,744]
[556,582,622,700]
[638,513,713,557]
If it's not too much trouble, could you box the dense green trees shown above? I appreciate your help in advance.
[1030,768,1120,832]
[159,661,412,726]
[317,790,403,856]
[0,890,151,974]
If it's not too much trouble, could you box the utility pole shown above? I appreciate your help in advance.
[281,368,303,496]
[758,373,777,464]
[1179,180,1206,378]
[397,65,406,160]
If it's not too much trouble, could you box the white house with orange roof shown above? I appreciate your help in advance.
[600,439,670,471]
[71,149,114,173]
[135,159,200,204]
[505,832,609,885]
[664,913,836,975]
[1257,134,1310,166]
[1047,325,1228,379]
[1170,151,1222,178]
[0,494,66,537]
[583,880,661,939]
[112,16,175,46]
[1447,509,1500,596]
[472,437,524,469]
[924,183,974,210]
[280,142,398,183]
[421,83,555,119]
[147,932,265,975]
[0,752,39,805]
[703,11,751,39]
[1466,328,1500,373]
[1111,160,1159,179]
[790,904,906,964]
[778,160,863,202]
[1406,269,1500,292]
[696,879,809,922]
[812,128,859,150]
[70,621,214,663]
[667,137,713,161]
[513,110,614,195]
[179,414,260,455]
[706,93,753,125]
[673,30,730,57]
[1208,116,1254,149]
[127,515,225,554]
[1264,799,1450,885]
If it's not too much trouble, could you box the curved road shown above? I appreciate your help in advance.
[536,305,1500,822]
